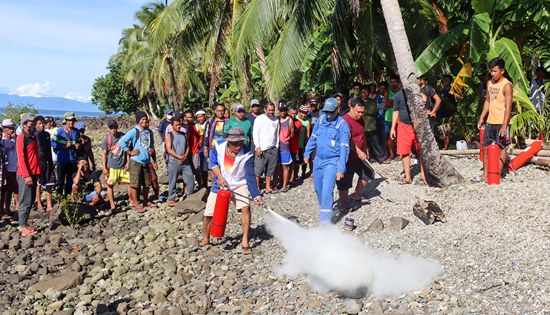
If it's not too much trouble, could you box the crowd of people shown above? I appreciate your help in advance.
[0,58,541,254]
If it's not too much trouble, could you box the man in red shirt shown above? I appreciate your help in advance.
[337,98,373,210]
[16,113,42,236]
[184,110,203,187]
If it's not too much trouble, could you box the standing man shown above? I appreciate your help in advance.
[418,75,442,132]
[44,116,58,166]
[246,99,262,126]
[304,98,350,224]
[1,119,18,219]
[439,74,457,150]
[166,112,195,206]
[276,103,294,192]
[101,120,130,213]
[296,105,311,178]
[52,112,81,196]
[224,104,253,146]
[385,75,400,160]
[390,90,425,184]
[199,128,263,254]
[34,116,56,212]
[119,111,157,212]
[475,57,513,182]
[204,104,228,184]
[158,109,173,174]
[184,110,204,188]
[252,102,279,194]
[363,84,388,163]
[16,113,41,237]
[338,98,373,210]
[75,121,96,171]
[196,109,209,188]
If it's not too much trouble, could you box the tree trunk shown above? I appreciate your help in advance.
[380,0,463,187]
[166,55,179,110]
[256,45,270,99]
[147,98,159,121]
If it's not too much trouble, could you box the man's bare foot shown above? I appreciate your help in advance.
[241,245,253,254]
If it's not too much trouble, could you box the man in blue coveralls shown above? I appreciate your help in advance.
[304,98,350,224]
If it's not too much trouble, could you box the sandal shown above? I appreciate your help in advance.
[350,197,370,205]
[133,206,146,213]
[241,246,253,255]
[398,178,412,185]
[19,227,38,237]
[146,202,158,208]
[1,214,12,220]
[279,187,289,193]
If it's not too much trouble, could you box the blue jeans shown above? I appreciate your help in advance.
[17,175,38,228]
[167,160,195,201]
[313,158,338,224]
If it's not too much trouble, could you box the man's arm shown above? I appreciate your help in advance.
[430,92,442,117]
[119,129,140,156]
[165,133,181,159]
[337,122,350,175]
[87,140,96,170]
[384,89,392,108]
[477,82,491,129]
[501,83,513,134]
[390,110,400,140]
[244,156,262,203]
[303,123,319,163]
[101,149,108,175]
[252,117,261,148]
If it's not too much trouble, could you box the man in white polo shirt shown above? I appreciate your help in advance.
[252,102,279,194]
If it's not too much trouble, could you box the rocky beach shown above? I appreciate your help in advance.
[0,117,549,314]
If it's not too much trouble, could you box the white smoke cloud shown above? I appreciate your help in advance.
[13,81,54,97]
[266,212,443,298]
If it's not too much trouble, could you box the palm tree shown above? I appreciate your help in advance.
[380,0,463,187]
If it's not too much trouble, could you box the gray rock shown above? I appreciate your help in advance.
[366,218,384,231]
[186,209,205,225]
[176,200,206,214]
[116,302,129,314]
[152,292,168,304]
[342,299,363,314]
[30,272,83,293]
[389,216,409,230]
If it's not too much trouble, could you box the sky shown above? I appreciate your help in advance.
[0,0,152,103]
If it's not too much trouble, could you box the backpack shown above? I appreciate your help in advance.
[105,133,123,157]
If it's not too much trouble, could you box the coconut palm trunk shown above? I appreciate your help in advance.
[380,0,463,187]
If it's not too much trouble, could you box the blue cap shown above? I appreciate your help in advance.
[165,109,173,115]
[322,98,338,112]
[75,122,86,129]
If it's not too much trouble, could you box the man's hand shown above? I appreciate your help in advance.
[152,162,158,170]
[124,163,129,171]
[203,147,209,157]
[129,149,140,156]
[499,126,507,137]
[24,176,32,186]
[254,196,264,205]
[477,119,484,130]
[102,167,108,176]
[179,154,188,164]
[390,128,397,140]
[336,172,344,181]
[255,148,262,157]
[218,176,228,188]
[148,148,155,155]
[303,157,309,165]
[357,150,367,161]
[74,143,81,150]
[66,140,72,148]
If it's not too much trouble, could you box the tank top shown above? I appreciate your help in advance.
[385,88,398,122]
[297,117,310,148]
[487,77,511,125]
[168,130,188,163]
[279,117,291,151]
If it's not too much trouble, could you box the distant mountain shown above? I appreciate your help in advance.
[0,93,101,113]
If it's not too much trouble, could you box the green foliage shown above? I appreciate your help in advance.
[57,194,90,228]
[0,102,38,122]
[91,60,142,115]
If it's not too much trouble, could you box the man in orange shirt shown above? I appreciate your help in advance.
[476,57,513,182]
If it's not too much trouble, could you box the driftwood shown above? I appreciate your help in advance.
[412,196,447,225]
[440,149,550,157]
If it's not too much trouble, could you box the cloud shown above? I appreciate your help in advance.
[64,92,91,103]
[13,81,54,97]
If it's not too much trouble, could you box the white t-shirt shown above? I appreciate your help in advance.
[46,127,59,162]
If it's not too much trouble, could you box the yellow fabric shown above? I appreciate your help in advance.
[106,168,130,186]
[487,77,511,124]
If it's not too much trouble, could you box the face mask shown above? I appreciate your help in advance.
[28,126,36,134]
[166,115,173,120]
[325,112,337,122]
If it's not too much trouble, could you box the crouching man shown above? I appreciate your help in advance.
[72,157,105,205]
[200,128,263,254]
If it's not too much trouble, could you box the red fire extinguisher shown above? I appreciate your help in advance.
[508,140,542,172]
[479,128,485,161]
[210,189,232,238]
[487,143,500,185]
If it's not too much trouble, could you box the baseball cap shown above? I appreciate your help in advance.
[165,109,173,115]
[75,122,86,130]
[308,98,317,105]
[63,112,77,122]
[278,102,288,111]
[250,99,260,106]
[322,98,338,112]
[234,104,245,112]
[226,127,245,142]
[108,120,118,128]
[21,113,36,124]
[45,116,55,123]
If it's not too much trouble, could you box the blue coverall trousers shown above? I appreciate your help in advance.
[313,158,338,223]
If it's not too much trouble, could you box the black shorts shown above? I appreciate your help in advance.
[38,161,56,187]
[336,160,374,191]
[482,124,510,147]
[292,149,304,165]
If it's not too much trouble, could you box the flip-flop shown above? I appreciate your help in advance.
[133,206,146,213]
[20,228,38,237]
[398,178,412,185]
[279,187,289,193]
[146,203,158,208]
[350,197,370,205]
[241,246,253,255]
[1,214,12,220]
